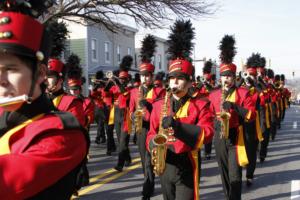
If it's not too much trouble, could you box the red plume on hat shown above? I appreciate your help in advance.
[0,0,54,62]
[167,19,195,80]
[246,53,261,76]
[66,53,82,89]
[119,55,133,78]
[219,35,237,76]
[139,34,156,74]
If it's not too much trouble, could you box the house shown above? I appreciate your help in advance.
[135,35,169,74]
[64,19,138,94]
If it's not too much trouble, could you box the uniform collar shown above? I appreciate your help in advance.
[0,94,56,136]
[171,94,190,114]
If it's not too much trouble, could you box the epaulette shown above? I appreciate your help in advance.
[51,111,90,147]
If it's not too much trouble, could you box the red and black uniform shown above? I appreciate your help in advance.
[47,58,86,127]
[267,81,279,141]
[67,74,95,129]
[130,84,165,197]
[111,56,134,171]
[90,86,106,144]
[147,54,214,200]
[48,88,85,127]
[209,86,256,199]
[0,2,87,198]
[242,56,264,182]
[256,66,271,162]
[242,85,262,181]
[279,74,290,120]
[210,35,256,200]
[146,95,214,200]
[0,94,88,199]
[113,85,132,168]
[130,34,162,198]
[199,61,215,160]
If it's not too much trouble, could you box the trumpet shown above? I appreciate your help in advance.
[91,79,105,84]
[0,95,29,107]
[105,71,120,80]
[241,71,249,79]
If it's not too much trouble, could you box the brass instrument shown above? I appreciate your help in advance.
[219,86,231,139]
[151,90,171,176]
[241,71,249,79]
[0,95,29,107]
[134,85,144,134]
[105,71,114,79]
[200,76,206,83]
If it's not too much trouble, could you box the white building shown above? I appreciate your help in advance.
[135,35,169,74]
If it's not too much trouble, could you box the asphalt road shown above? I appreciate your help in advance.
[75,105,300,200]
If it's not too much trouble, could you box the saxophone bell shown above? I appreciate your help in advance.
[151,133,168,176]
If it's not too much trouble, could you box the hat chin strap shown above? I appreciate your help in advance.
[26,65,40,104]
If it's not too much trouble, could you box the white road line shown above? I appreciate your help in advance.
[293,121,297,129]
[291,180,300,199]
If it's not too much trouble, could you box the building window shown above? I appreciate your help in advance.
[127,47,131,56]
[91,39,97,61]
[105,42,110,63]
[158,54,162,69]
[152,55,156,66]
[117,45,121,63]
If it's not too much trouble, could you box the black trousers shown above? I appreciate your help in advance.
[259,128,270,159]
[281,107,286,121]
[270,103,278,140]
[106,124,116,152]
[204,142,212,156]
[244,122,258,179]
[114,106,124,142]
[137,125,155,197]
[214,129,242,200]
[160,150,194,200]
[116,130,131,168]
[95,106,106,142]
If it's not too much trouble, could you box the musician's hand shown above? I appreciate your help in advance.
[162,116,176,129]
[222,101,234,110]
[139,99,153,112]
[132,110,144,121]
[139,99,149,107]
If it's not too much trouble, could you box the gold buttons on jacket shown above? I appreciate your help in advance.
[0,31,12,39]
[0,17,10,25]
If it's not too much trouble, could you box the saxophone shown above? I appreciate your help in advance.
[134,85,144,134]
[219,85,231,139]
[151,90,171,176]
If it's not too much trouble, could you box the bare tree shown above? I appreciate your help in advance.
[43,0,217,31]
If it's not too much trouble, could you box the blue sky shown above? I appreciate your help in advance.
[137,0,300,78]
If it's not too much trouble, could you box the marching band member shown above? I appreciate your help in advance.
[242,53,264,186]
[130,35,165,199]
[0,1,87,198]
[66,54,95,130]
[46,21,85,127]
[111,56,133,172]
[209,35,256,200]
[146,20,214,200]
